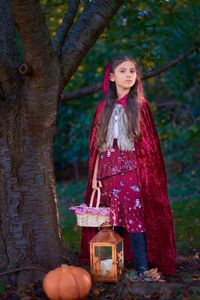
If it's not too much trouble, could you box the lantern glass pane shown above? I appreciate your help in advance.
[94,246,113,276]
[117,241,123,269]
[117,241,123,253]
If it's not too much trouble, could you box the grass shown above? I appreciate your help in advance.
[56,180,87,252]
[172,198,200,254]
[168,167,200,202]
[56,179,200,255]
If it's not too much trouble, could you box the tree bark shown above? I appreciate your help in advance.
[0,0,66,287]
[0,111,66,286]
[0,59,66,288]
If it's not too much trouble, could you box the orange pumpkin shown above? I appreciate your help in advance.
[43,264,92,300]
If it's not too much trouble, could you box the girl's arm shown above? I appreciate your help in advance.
[92,152,102,189]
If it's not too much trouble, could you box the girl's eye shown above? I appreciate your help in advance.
[119,69,135,73]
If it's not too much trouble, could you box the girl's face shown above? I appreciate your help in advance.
[110,60,137,96]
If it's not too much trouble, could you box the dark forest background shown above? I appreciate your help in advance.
[45,0,200,253]
[48,1,199,199]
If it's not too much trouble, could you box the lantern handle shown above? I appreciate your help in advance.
[89,187,101,208]
[110,209,117,229]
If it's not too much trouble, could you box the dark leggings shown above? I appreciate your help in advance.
[114,226,148,273]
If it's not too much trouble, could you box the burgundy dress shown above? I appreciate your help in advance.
[97,141,145,233]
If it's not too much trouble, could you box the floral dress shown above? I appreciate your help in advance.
[97,140,145,233]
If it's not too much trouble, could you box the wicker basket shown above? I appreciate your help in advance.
[75,188,110,227]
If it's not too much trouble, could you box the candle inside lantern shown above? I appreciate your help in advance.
[100,259,113,275]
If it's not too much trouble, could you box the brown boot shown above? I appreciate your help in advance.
[143,268,166,282]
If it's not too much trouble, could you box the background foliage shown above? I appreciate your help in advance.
[42,0,200,241]
[42,1,200,199]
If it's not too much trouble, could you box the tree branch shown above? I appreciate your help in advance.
[61,46,198,102]
[10,0,55,75]
[53,0,80,54]
[61,0,123,85]
[61,82,102,102]
[143,47,197,79]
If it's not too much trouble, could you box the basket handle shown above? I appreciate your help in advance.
[89,187,101,208]
[110,209,117,227]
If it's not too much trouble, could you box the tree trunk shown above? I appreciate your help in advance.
[0,85,67,286]
[0,0,123,287]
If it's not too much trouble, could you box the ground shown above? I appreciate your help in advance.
[0,252,199,300]
[1,181,199,299]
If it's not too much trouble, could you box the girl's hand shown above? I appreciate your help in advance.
[92,180,102,189]
[92,179,98,190]
[98,180,102,188]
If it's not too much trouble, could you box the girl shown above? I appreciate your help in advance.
[80,55,176,280]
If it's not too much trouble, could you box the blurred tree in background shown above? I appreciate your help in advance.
[42,0,200,200]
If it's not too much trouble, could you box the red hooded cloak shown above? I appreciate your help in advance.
[79,65,176,275]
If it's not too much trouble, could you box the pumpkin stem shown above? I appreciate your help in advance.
[61,264,69,270]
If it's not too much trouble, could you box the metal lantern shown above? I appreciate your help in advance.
[90,223,124,283]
